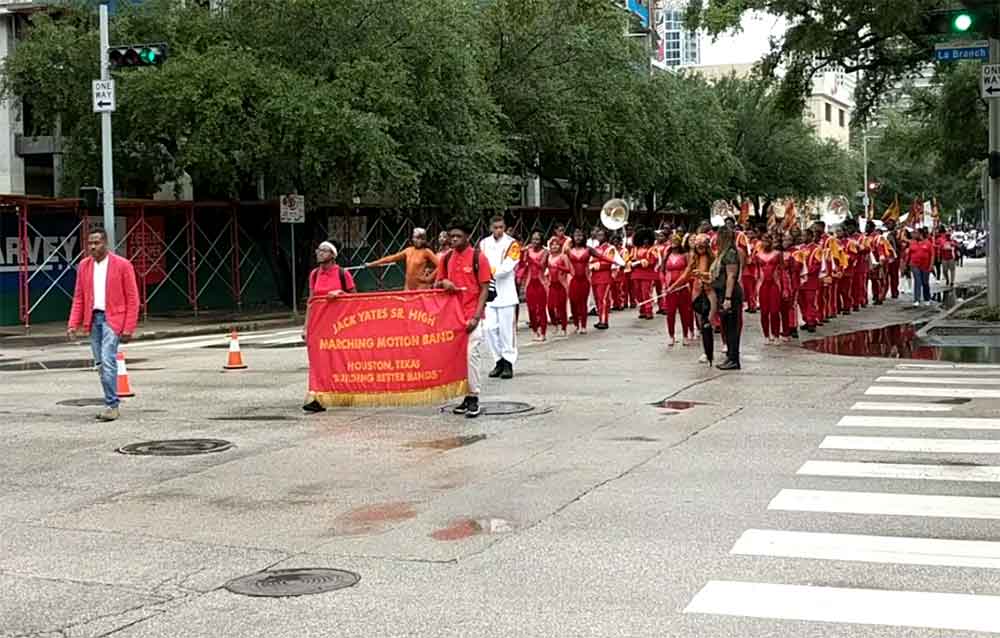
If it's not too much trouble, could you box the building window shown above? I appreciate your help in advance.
[839,109,846,127]
[825,103,832,122]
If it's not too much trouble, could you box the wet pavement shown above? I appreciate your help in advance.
[0,261,994,637]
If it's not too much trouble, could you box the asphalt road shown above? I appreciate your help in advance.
[3,261,999,637]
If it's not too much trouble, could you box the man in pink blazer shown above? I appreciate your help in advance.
[67,229,140,421]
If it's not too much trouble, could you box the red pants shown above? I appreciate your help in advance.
[758,281,781,338]
[635,279,654,318]
[854,266,868,309]
[664,287,694,339]
[887,261,900,298]
[569,277,590,329]
[819,284,832,320]
[799,288,819,327]
[781,295,797,337]
[611,278,625,310]
[593,281,612,325]
[741,272,758,310]
[838,273,854,313]
[870,267,886,303]
[525,280,547,336]
[626,274,636,308]
[547,281,568,331]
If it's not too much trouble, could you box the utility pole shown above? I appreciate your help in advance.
[990,34,1000,305]
[98,4,116,249]
[862,130,870,214]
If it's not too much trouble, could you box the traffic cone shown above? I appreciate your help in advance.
[116,352,135,398]
[223,329,248,370]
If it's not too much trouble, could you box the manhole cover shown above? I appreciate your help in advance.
[208,415,296,421]
[440,401,534,416]
[224,568,360,597]
[57,398,106,407]
[117,439,234,456]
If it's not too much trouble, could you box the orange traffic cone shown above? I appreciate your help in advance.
[116,352,135,398]
[223,329,248,370]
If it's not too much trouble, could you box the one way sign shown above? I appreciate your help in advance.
[983,65,1000,99]
[92,79,116,113]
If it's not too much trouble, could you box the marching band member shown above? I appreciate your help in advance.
[479,215,521,380]
[660,233,694,346]
[754,234,784,345]
[630,229,658,320]
[547,237,572,337]
[590,228,620,330]
[780,233,802,340]
[521,231,549,342]
[366,227,439,290]
[798,229,822,333]
[739,227,760,314]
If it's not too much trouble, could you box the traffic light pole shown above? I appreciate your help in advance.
[98,4,116,249]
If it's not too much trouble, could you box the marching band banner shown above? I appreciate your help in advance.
[305,289,469,407]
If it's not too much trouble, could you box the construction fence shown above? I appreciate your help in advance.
[0,197,687,330]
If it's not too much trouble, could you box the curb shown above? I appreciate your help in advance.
[1,316,301,348]
[916,287,988,339]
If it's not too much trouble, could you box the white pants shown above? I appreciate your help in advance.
[467,322,484,395]
[484,304,518,365]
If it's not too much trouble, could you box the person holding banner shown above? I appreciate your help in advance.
[365,228,439,290]
[435,221,492,418]
[479,216,521,380]
[302,241,357,413]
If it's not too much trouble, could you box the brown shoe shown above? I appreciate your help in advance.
[96,407,120,422]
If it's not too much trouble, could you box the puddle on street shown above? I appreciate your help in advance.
[430,517,513,541]
[332,502,417,536]
[0,358,147,371]
[404,434,486,450]
[803,324,1000,362]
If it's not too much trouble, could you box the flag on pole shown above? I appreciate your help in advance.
[783,199,798,230]
[739,199,750,227]
[881,195,901,222]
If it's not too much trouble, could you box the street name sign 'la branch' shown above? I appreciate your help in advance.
[983,64,1000,99]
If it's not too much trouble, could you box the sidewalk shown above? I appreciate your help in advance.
[0,309,301,348]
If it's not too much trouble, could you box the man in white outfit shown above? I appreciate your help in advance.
[479,215,521,380]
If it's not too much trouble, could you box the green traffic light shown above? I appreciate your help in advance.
[139,48,158,64]
[954,12,973,32]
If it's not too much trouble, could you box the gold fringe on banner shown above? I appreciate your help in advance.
[305,380,469,408]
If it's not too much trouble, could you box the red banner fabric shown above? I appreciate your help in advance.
[305,289,469,407]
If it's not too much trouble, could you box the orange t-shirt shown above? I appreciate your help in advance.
[370,246,439,290]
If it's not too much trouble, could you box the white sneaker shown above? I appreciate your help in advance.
[913,301,921,307]
[698,353,708,363]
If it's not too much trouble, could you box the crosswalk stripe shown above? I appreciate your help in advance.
[896,363,1000,370]
[877,376,1000,386]
[890,369,1000,377]
[821,435,1000,454]
[867,385,1000,399]
[850,401,952,412]
[731,529,1000,569]
[684,580,1000,633]
[839,414,1000,430]
[798,460,1000,482]
[769,489,1000,519]
[130,329,302,350]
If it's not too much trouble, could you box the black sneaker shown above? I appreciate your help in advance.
[488,360,505,378]
[302,400,326,413]
[595,322,609,330]
[500,360,514,379]
[452,396,472,415]
[716,360,741,371]
[789,329,799,339]
[465,396,481,418]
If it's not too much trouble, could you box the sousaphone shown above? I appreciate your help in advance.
[600,198,629,231]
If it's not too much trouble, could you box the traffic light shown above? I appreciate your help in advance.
[923,8,995,36]
[79,186,101,212]
[108,43,168,69]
